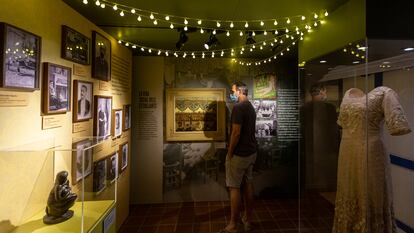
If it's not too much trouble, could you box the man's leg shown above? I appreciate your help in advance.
[242,180,254,222]
[225,187,241,232]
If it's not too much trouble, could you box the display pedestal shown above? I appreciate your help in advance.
[11,200,115,233]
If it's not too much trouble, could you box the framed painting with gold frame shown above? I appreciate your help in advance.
[165,88,226,141]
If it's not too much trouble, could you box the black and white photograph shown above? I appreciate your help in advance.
[94,95,112,139]
[252,100,277,120]
[0,23,41,89]
[73,80,93,122]
[61,25,90,65]
[255,120,277,138]
[107,152,118,183]
[42,63,71,114]
[119,142,128,172]
[123,104,131,131]
[92,31,111,81]
[93,158,107,194]
[72,139,93,184]
[112,109,123,138]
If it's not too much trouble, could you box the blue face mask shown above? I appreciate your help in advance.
[229,93,238,102]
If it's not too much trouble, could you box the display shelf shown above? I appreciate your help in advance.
[10,200,114,233]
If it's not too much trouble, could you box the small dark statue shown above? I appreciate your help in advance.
[43,171,77,224]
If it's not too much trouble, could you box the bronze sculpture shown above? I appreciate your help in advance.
[43,171,77,224]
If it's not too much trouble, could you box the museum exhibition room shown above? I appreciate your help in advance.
[1,0,414,233]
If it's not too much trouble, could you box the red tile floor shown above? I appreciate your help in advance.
[118,194,334,233]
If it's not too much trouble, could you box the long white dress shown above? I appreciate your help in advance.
[333,86,411,233]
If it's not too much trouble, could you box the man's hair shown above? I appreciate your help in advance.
[309,83,325,96]
[233,81,248,96]
[81,84,87,91]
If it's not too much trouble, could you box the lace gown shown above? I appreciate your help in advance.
[333,87,411,233]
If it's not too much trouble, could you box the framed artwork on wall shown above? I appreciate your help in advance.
[253,73,277,99]
[42,62,71,114]
[92,31,111,81]
[92,158,107,194]
[112,109,123,138]
[71,139,93,185]
[165,88,226,141]
[0,23,41,90]
[61,25,90,65]
[107,152,118,183]
[73,80,93,122]
[119,142,128,173]
[94,95,112,139]
[123,104,131,131]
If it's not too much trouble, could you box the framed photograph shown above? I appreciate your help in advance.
[253,73,277,99]
[73,80,93,122]
[255,119,277,138]
[123,104,131,131]
[107,152,118,183]
[0,23,41,90]
[92,31,111,81]
[72,139,93,184]
[119,142,128,173]
[61,25,90,65]
[93,158,107,194]
[42,62,71,114]
[251,100,277,120]
[165,88,226,141]
[94,95,112,139]
[112,109,122,138]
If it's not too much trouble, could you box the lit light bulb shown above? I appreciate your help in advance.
[183,53,187,58]
[137,15,142,21]
[264,31,268,35]
[150,13,154,19]
[184,26,188,31]
[83,0,88,4]
[148,49,152,53]
[125,43,129,47]
[301,15,306,20]
[131,9,136,14]
[300,37,303,40]
[250,48,253,52]
[286,34,289,38]
[274,20,278,25]
[252,45,255,48]
[245,22,249,28]
[285,28,289,33]
[120,11,124,16]
[242,47,245,51]
[226,31,230,36]
[240,31,243,36]
[287,47,290,51]
[221,51,224,56]
[132,45,136,49]
[153,20,158,25]
[165,15,170,20]
[281,52,284,56]
[118,40,122,44]
[252,31,256,36]
[113,5,117,10]
[213,29,216,34]
[295,27,299,31]
[260,46,263,50]
[275,30,278,34]
[271,42,274,46]
[286,18,291,24]
[314,22,318,27]
[165,51,169,56]
[230,22,234,28]
[212,52,215,57]
[274,55,277,59]
[95,0,100,6]
[158,50,161,55]
[200,28,204,33]
[325,11,329,16]
[100,3,105,8]
[170,24,174,29]
[292,41,296,45]
[184,19,188,24]
[263,41,266,45]
[197,20,202,25]
[217,22,221,27]
[280,39,283,44]
[260,21,264,26]
[314,13,318,19]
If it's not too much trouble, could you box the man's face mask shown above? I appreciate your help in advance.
[229,93,238,102]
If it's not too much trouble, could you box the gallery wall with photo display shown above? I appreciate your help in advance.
[132,55,299,203]
[0,0,132,231]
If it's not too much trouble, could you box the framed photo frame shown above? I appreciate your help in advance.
[253,73,277,99]
[119,142,128,173]
[61,25,90,65]
[94,95,112,139]
[73,80,93,122]
[42,62,71,114]
[123,104,131,131]
[0,23,41,90]
[112,109,122,138]
[71,139,93,184]
[165,88,226,141]
[92,31,111,81]
[107,152,118,183]
[93,158,107,194]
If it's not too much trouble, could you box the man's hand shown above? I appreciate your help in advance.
[226,153,233,160]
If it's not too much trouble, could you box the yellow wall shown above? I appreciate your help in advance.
[0,0,131,231]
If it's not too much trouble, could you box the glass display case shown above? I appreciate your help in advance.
[0,137,117,233]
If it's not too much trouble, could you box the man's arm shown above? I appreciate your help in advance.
[227,123,241,159]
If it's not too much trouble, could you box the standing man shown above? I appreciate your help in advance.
[78,84,91,118]
[221,81,257,233]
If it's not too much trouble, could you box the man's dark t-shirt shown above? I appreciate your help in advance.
[231,101,257,157]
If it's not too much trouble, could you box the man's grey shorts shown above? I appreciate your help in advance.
[225,153,257,188]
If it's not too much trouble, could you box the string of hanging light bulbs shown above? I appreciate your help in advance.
[81,0,328,32]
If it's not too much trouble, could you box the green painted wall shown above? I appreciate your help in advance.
[299,0,366,63]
